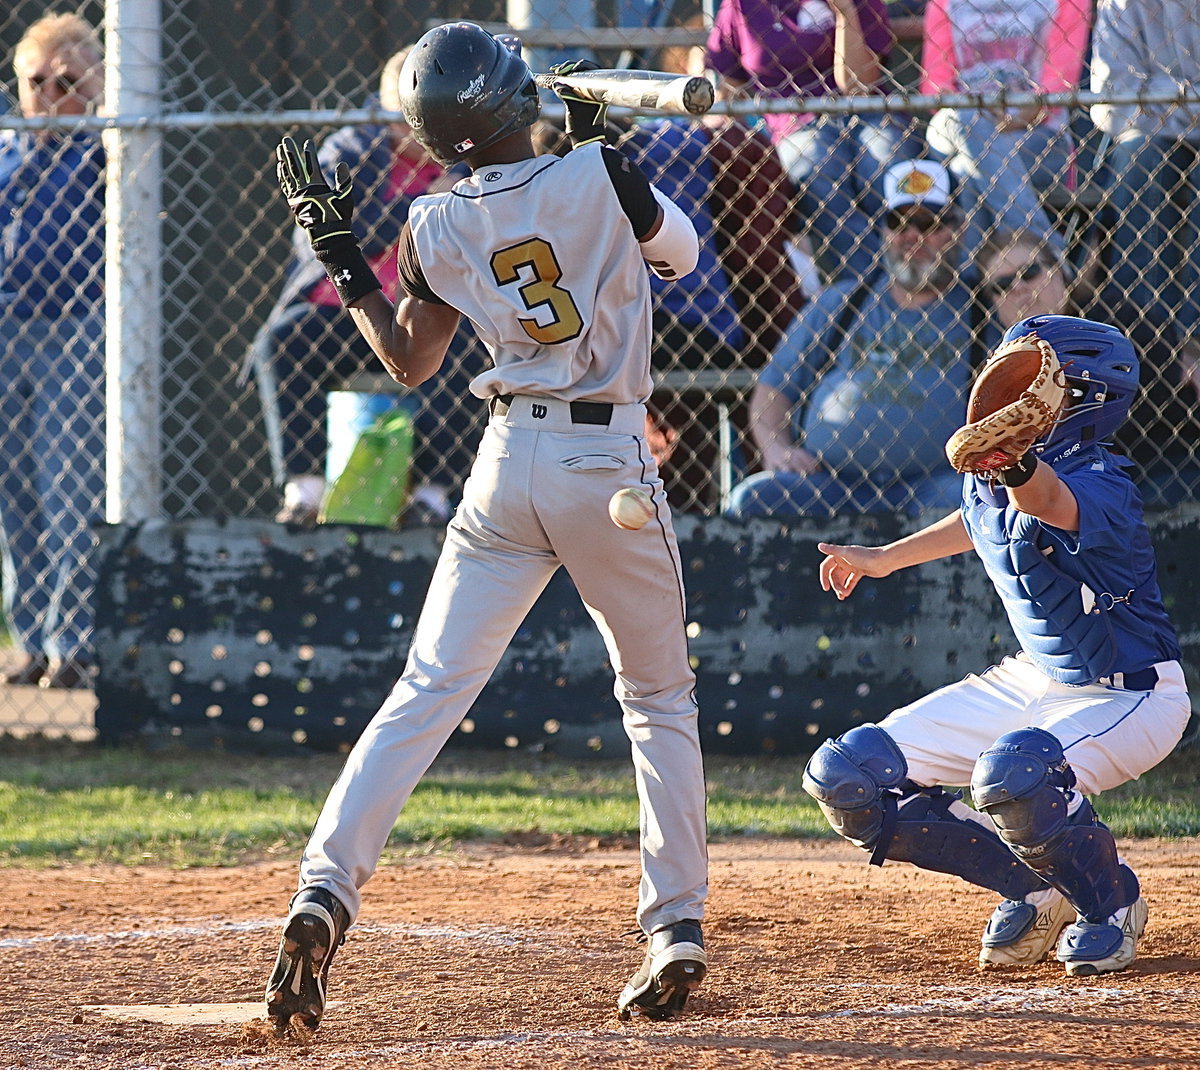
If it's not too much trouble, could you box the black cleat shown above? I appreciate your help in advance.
[264,887,350,1031]
[617,920,707,1020]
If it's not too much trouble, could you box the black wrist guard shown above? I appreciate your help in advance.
[314,236,382,306]
[995,453,1038,488]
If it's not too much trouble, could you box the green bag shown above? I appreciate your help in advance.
[319,408,415,527]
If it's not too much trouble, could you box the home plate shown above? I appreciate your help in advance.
[85,1002,266,1025]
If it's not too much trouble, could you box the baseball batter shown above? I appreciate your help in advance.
[265,23,708,1030]
[805,315,1190,975]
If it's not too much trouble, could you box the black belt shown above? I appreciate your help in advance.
[490,394,614,426]
[1103,666,1159,691]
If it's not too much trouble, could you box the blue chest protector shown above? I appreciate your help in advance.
[963,449,1180,685]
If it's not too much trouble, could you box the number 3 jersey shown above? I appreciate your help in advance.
[397,142,661,406]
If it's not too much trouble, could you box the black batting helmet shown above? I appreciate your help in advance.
[398,23,540,165]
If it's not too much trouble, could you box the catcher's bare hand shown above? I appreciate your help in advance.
[945,332,1066,475]
[817,542,895,601]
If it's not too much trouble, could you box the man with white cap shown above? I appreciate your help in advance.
[729,159,982,518]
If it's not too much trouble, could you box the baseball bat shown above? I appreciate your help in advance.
[534,69,715,117]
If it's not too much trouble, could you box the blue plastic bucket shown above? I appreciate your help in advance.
[325,391,411,484]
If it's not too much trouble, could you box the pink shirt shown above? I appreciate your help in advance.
[921,0,1091,126]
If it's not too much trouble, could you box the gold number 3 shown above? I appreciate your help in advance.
[490,239,583,344]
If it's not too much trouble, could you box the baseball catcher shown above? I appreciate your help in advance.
[808,316,1189,976]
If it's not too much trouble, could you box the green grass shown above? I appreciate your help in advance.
[0,737,1196,866]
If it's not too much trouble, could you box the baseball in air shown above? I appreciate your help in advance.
[609,487,656,530]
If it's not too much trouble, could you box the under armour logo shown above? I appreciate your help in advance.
[531,403,548,419]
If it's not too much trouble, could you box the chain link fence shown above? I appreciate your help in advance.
[2,0,1198,738]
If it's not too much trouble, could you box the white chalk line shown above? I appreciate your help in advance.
[0,917,544,951]
[0,919,273,950]
[812,980,1183,1017]
[5,920,1187,1007]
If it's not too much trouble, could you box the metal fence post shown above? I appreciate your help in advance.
[103,0,163,522]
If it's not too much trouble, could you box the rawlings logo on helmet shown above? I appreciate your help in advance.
[458,74,485,104]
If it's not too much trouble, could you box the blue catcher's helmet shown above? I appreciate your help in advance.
[1001,314,1140,466]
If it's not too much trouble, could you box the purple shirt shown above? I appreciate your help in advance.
[707,0,894,141]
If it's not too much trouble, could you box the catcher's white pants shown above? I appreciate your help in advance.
[300,396,709,932]
[881,653,1191,795]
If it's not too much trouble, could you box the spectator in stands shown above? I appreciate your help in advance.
[728,160,981,518]
[621,109,806,514]
[1090,0,1200,339]
[921,0,1091,258]
[0,13,105,690]
[537,36,806,515]
[707,0,922,285]
[981,228,1200,508]
[244,48,483,525]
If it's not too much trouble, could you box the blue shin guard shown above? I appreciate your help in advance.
[804,724,1047,900]
[802,725,908,852]
[971,727,1139,923]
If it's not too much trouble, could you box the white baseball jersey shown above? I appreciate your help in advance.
[404,142,656,404]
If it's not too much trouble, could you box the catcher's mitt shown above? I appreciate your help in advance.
[944,332,1067,475]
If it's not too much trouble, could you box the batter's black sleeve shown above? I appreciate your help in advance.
[396,220,449,305]
[600,145,659,240]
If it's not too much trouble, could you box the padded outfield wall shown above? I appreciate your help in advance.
[93,509,1200,756]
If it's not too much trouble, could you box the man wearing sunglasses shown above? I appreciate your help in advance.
[730,160,982,518]
[0,13,105,690]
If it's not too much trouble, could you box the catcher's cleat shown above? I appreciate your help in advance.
[617,920,706,1021]
[1057,896,1148,976]
[265,886,350,1031]
[979,888,1075,968]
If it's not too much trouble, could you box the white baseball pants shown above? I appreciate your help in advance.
[300,395,708,932]
[881,653,1191,795]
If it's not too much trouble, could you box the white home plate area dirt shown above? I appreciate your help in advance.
[4,837,1200,1069]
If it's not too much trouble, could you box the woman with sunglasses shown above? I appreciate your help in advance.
[981,228,1200,507]
[0,13,106,690]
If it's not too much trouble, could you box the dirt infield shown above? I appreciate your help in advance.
[4,837,1200,1069]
